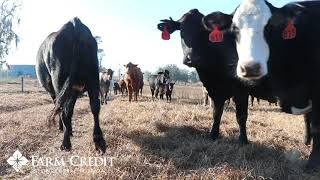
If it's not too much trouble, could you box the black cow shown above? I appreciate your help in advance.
[158,9,279,145]
[36,17,106,152]
[165,82,175,102]
[158,82,175,102]
[202,0,320,169]
[148,70,170,100]
[113,82,121,95]
[99,69,113,105]
[204,0,319,170]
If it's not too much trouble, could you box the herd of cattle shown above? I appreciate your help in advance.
[34,0,320,172]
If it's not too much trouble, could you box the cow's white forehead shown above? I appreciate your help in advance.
[233,0,271,30]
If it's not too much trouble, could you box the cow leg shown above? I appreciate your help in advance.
[151,89,155,101]
[60,91,77,151]
[233,94,249,145]
[304,112,312,145]
[100,89,104,105]
[307,101,320,171]
[87,87,107,153]
[210,99,225,140]
[155,87,159,99]
[104,92,108,104]
[128,87,132,102]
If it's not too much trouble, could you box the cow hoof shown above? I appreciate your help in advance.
[210,131,219,141]
[60,144,71,151]
[306,150,320,172]
[304,136,312,146]
[94,136,107,154]
[239,136,249,145]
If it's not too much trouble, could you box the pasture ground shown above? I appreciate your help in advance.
[0,78,319,179]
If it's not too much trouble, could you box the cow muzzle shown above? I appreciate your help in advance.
[291,100,312,115]
[238,62,264,80]
[183,54,200,67]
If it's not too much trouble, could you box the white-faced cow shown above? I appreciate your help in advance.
[148,70,170,100]
[99,68,113,105]
[158,9,277,145]
[204,0,319,170]
[36,17,106,152]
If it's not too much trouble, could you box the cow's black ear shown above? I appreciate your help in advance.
[283,3,306,18]
[202,11,233,31]
[157,17,180,34]
[158,72,164,75]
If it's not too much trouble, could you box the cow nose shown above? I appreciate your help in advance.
[240,63,262,78]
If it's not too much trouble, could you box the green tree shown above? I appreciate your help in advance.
[95,36,105,70]
[0,0,21,65]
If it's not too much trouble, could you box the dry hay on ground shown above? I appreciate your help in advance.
[0,80,319,179]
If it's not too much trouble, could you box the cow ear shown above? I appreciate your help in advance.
[158,72,164,75]
[158,17,180,34]
[202,11,233,31]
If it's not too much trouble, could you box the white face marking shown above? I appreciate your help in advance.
[233,0,272,79]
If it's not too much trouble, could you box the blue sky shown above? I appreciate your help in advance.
[8,0,292,72]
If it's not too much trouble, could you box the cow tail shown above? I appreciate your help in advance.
[48,27,80,128]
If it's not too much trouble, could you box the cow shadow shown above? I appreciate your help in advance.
[124,123,306,179]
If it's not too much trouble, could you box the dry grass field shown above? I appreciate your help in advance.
[0,78,320,179]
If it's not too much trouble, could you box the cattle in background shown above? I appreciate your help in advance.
[124,62,144,102]
[113,82,121,95]
[158,9,278,146]
[119,79,127,96]
[148,70,170,100]
[221,0,320,170]
[99,68,113,105]
[36,17,106,152]
[165,82,175,102]
[158,82,175,102]
[202,86,212,107]
[137,67,144,96]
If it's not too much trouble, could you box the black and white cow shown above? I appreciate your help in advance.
[203,0,320,170]
[99,68,113,105]
[148,70,170,100]
[158,9,277,145]
[36,17,106,152]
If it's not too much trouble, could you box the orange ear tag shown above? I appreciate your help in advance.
[282,19,296,40]
[161,25,170,40]
[209,25,223,43]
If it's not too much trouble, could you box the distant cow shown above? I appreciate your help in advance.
[148,70,170,100]
[119,79,127,96]
[165,82,175,102]
[36,17,106,152]
[158,82,175,102]
[113,82,121,95]
[99,69,113,105]
[124,62,144,102]
[202,86,212,107]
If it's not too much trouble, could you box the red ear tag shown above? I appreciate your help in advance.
[209,25,223,43]
[162,25,170,40]
[282,19,296,40]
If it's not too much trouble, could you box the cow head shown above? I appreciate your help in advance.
[167,82,175,92]
[231,0,306,80]
[158,9,206,67]
[124,62,138,75]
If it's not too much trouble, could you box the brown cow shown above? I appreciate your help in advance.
[124,62,143,102]
[118,79,127,96]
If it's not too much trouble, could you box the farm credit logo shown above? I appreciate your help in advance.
[7,150,29,172]
[7,149,114,172]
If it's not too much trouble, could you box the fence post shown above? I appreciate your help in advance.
[21,76,24,92]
